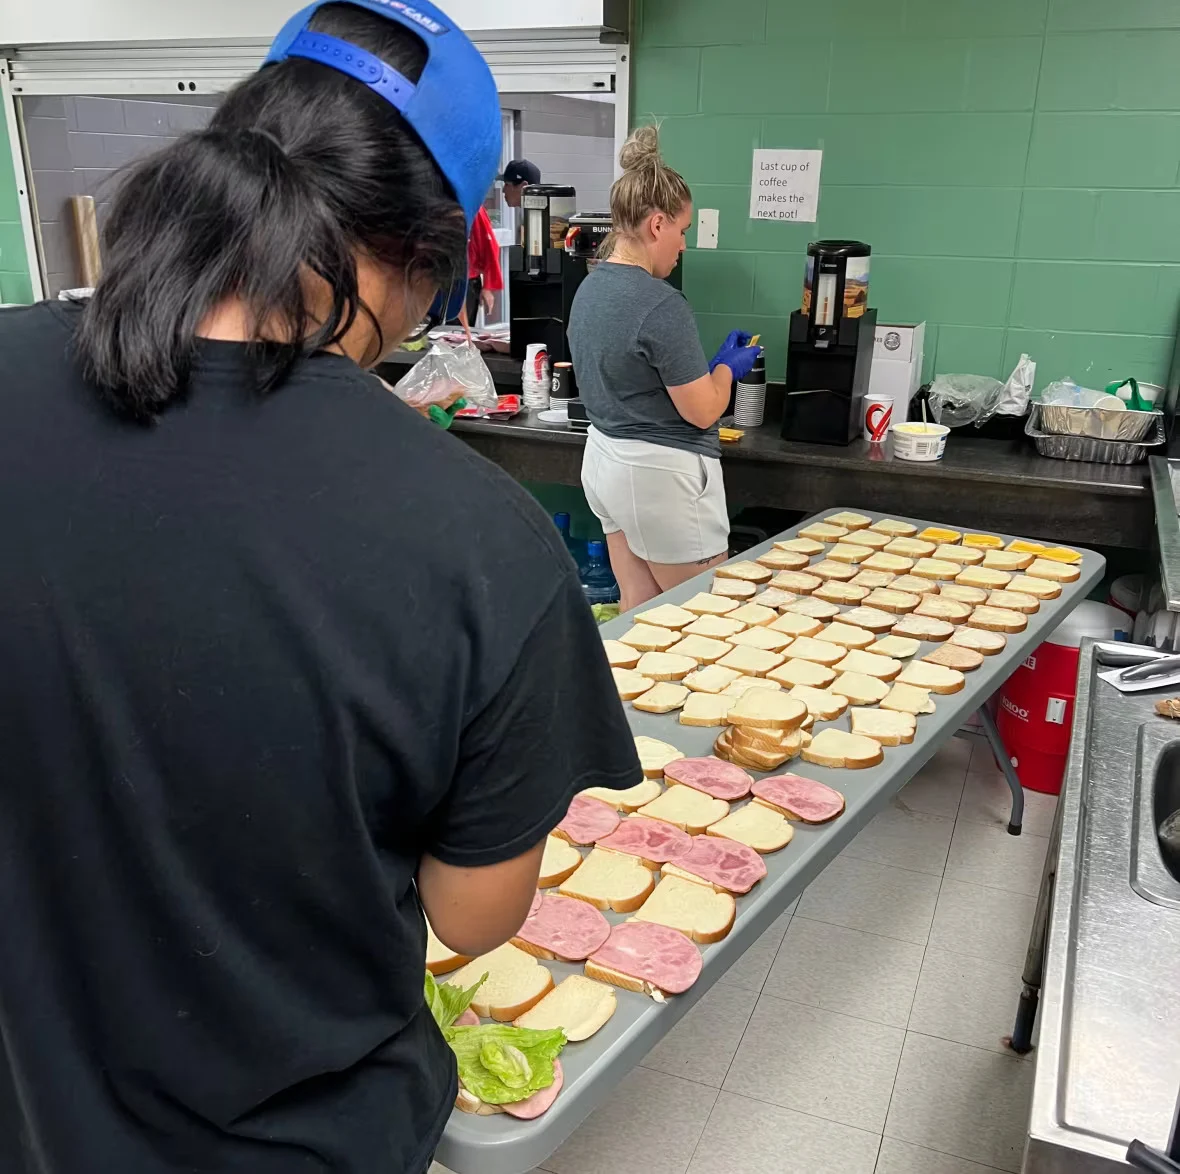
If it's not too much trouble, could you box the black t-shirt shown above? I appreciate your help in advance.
[0,302,640,1173]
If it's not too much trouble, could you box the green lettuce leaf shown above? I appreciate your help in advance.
[444,1023,566,1105]
[424,969,486,1032]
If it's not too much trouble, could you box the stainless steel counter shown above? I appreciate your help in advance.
[1150,456,1180,612]
[1026,641,1180,1171]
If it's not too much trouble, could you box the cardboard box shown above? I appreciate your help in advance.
[869,323,925,416]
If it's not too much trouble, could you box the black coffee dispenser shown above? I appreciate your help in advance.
[781,240,876,446]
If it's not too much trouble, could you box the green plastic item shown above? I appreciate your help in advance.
[1105,378,1150,412]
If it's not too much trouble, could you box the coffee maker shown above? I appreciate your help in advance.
[781,240,876,446]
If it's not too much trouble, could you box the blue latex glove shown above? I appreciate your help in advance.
[709,330,761,381]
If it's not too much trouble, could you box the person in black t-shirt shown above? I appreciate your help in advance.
[0,3,640,1173]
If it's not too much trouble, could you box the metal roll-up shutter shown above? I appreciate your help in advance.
[6,27,617,97]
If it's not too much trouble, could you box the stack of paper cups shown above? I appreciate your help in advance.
[522,343,551,410]
[733,354,767,428]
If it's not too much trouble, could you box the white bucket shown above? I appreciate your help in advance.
[891,421,949,462]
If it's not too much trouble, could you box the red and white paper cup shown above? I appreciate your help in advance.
[863,393,894,444]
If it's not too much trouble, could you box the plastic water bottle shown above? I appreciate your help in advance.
[553,512,586,570]
[580,540,619,606]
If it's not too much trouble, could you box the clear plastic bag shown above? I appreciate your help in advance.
[389,339,498,411]
[1041,380,1109,409]
[995,353,1035,417]
[928,374,1004,428]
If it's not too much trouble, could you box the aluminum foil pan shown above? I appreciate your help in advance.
[1026,405,1164,464]
[1038,399,1161,441]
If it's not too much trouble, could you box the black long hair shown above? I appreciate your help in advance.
[77,2,467,421]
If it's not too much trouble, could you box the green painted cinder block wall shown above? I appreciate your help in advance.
[634,0,1180,388]
[0,113,32,304]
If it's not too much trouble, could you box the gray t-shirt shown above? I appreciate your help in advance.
[567,262,716,457]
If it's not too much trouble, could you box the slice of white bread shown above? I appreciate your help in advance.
[870,517,918,536]
[968,605,1027,633]
[770,570,823,594]
[819,622,876,649]
[840,606,897,634]
[828,671,890,705]
[755,586,799,609]
[890,614,955,642]
[783,596,840,619]
[513,974,617,1041]
[786,684,849,721]
[864,588,921,614]
[635,603,696,630]
[897,661,966,695]
[827,542,873,565]
[683,664,742,694]
[810,558,859,581]
[637,786,729,835]
[983,548,1034,572]
[619,624,679,652]
[1026,557,1080,583]
[540,835,584,888]
[728,688,808,730]
[849,569,896,590]
[603,638,641,669]
[756,548,810,571]
[1006,574,1062,600]
[767,657,837,689]
[715,727,799,771]
[710,576,757,599]
[683,614,747,639]
[884,536,936,558]
[934,543,983,565]
[427,920,473,975]
[728,602,779,627]
[782,636,847,666]
[559,847,656,912]
[914,596,972,624]
[880,682,936,715]
[954,566,1012,590]
[801,727,884,769]
[799,521,849,542]
[678,692,734,727]
[715,559,773,583]
[632,874,736,943]
[580,779,662,812]
[814,581,870,605]
[918,527,960,543]
[923,643,984,672]
[721,674,784,698]
[863,551,914,574]
[667,634,734,664]
[825,510,872,529]
[775,536,825,555]
[682,592,740,616]
[635,651,697,681]
[447,943,554,1022]
[771,611,824,638]
[613,668,654,700]
[912,557,961,581]
[849,707,916,746]
[707,802,794,853]
[868,635,920,659]
[890,574,940,596]
[730,723,799,754]
[632,682,689,714]
[847,528,891,550]
[834,648,903,680]
[949,626,1007,655]
[939,583,989,606]
[716,645,786,677]
[727,626,795,653]
[633,736,686,778]
[987,589,1039,614]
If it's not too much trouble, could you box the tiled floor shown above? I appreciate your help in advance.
[434,736,1055,1174]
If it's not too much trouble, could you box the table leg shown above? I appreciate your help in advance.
[976,705,1024,835]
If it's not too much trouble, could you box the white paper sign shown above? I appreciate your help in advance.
[749,149,823,222]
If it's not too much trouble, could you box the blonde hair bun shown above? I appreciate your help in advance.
[610,124,691,234]
[618,124,663,173]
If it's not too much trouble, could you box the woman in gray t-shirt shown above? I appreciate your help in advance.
[568,125,760,611]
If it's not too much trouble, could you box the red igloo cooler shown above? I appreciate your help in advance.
[996,601,1130,794]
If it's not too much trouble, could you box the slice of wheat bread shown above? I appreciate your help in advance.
[814,582,870,605]
[683,664,742,694]
[868,635,921,659]
[1007,574,1062,600]
[891,614,955,641]
[987,589,1039,614]
[923,643,984,672]
[539,835,584,887]
[939,584,989,606]
[637,786,729,835]
[631,874,736,944]
[849,707,916,746]
[825,510,872,529]
[618,623,679,652]
[914,596,972,624]
[798,521,849,542]
[767,657,838,689]
[683,614,747,639]
[710,576,757,599]
[912,557,961,581]
[678,692,734,727]
[727,626,795,653]
[727,689,808,730]
[727,601,779,627]
[801,728,884,769]
[512,975,617,1041]
[558,847,656,912]
[580,779,662,812]
[897,661,966,695]
[864,587,922,614]
[863,551,914,574]
[983,548,1034,572]
[632,682,689,714]
[833,648,903,680]
[870,517,918,537]
[770,570,823,594]
[635,651,697,681]
[681,592,740,616]
[613,668,654,700]
[819,621,876,649]
[954,566,1013,590]
[934,543,984,565]
[707,802,795,853]
[880,682,936,715]
[770,611,824,638]
[949,626,1008,655]
[1027,557,1080,583]
[840,606,897,634]
[786,684,849,721]
[827,542,873,564]
[602,638,641,669]
[828,671,890,705]
[446,943,554,1022]
[667,634,734,664]
[633,736,686,778]
[968,605,1027,633]
[715,560,773,584]
[783,596,841,619]
[756,548,810,571]
[716,644,786,677]
[635,603,696,630]
[427,920,473,975]
[775,536,825,555]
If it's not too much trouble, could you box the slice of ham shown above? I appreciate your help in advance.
[752,774,845,823]
[595,816,691,863]
[668,835,766,894]
[588,922,702,995]
[501,1059,564,1119]
[454,1008,480,1027]
[514,893,611,961]
[557,795,621,845]
[663,756,753,801]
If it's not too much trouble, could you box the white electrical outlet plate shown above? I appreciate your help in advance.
[697,208,719,249]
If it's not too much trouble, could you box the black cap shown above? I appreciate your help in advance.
[500,159,541,186]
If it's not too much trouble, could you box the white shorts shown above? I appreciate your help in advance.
[581,427,729,565]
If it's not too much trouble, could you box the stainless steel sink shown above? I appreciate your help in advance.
[1150,457,1180,610]
[1132,726,1180,906]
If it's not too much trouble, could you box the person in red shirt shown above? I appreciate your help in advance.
[456,203,503,328]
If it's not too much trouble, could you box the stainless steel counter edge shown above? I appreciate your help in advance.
[1150,456,1180,611]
